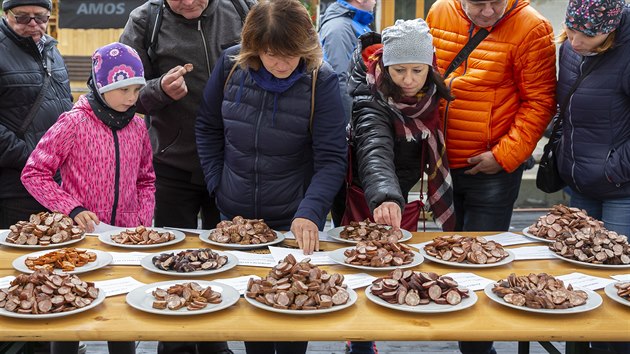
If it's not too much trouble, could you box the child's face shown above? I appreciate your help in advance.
[102,85,143,112]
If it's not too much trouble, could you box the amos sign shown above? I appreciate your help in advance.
[59,0,145,29]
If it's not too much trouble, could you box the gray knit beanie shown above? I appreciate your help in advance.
[382,19,434,66]
[2,0,52,11]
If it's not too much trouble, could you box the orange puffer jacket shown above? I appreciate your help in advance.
[426,0,556,172]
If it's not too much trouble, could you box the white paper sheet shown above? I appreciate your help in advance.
[283,230,342,243]
[224,250,277,268]
[611,274,630,282]
[91,222,122,235]
[163,227,206,235]
[109,251,151,265]
[484,232,538,246]
[343,273,378,289]
[443,272,496,291]
[511,246,556,260]
[0,276,16,289]
[268,246,334,265]
[212,275,261,295]
[556,272,616,291]
[93,277,146,297]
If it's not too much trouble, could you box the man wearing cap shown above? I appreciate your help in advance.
[0,0,73,227]
[426,0,556,353]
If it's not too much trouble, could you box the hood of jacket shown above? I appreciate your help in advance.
[347,32,382,99]
[319,0,373,29]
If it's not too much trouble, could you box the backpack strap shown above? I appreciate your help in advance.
[223,61,239,92]
[229,0,249,24]
[310,64,320,132]
[144,0,164,72]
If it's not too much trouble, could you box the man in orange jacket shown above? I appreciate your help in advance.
[426,0,556,352]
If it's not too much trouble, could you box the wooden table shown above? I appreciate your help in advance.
[0,232,628,350]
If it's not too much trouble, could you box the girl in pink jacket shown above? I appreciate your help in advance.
[21,42,155,234]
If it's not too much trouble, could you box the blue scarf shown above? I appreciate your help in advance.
[248,62,306,127]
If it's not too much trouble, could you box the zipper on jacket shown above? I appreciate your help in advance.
[569,58,586,193]
[253,92,268,218]
[159,128,182,154]
[198,20,211,76]
[111,130,121,225]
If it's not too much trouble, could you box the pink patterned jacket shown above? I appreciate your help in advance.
[21,95,155,227]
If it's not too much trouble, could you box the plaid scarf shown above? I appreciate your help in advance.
[366,49,455,231]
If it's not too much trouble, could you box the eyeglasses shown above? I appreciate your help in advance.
[8,10,50,25]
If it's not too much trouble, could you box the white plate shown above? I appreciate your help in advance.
[365,284,478,313]
[0,288,105,319]
[551,252,630,269]
[199,229,285,250]
[327,247,423,271]
[521,227,554,244]
[604,282,630,308]
[98,228,185,249]
[0,230,86,250]
[483,283,602,314]
[244,287,357,315]
[418,245,516,268]
[326,226,413,244]
[140,249,238,276]
[125,280,240,316]
[12,249,112,275]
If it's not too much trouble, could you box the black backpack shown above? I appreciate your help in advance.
[143,0,251,71]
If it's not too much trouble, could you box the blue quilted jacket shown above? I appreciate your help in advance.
[556,6,630,199]
[196,46,347,229]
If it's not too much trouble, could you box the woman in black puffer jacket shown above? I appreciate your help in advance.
[343,19,455,231]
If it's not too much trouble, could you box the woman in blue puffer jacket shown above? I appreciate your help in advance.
[556,0,630,237]
[556,2,630,351]
[196,0,346,259]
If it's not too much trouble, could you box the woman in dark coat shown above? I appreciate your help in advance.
[344,19,455,231]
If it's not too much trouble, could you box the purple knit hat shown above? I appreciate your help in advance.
[92,42,146,94]
[565,0,625,36]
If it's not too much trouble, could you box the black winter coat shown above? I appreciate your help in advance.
[347,32,426,211]
[556,6,630,199]
[0,19,72,199]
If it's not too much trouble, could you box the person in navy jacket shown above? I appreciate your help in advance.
[196,0,346,261]
[556,1,630,350]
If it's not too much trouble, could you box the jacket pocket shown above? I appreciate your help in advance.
[604,149,626,188]
[156,128,182,156]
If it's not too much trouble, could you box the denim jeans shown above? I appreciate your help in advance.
[348,341,376,354]
[452,166,523,354]
[570,189,630,354]
[451,166,523,232]
[244,341,308,354]
[570,189,630,236]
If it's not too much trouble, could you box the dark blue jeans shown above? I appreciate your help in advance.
[244,341,308,354]
[349,341,376,354]
[451,166,523,232]
[452,166,523,354]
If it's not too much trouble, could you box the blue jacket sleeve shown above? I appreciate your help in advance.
[196,51,228,196]
[294,65,348,228]
[320,20,357,124]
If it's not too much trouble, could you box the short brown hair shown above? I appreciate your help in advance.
[234,0,322,72]
[557,30,616,54]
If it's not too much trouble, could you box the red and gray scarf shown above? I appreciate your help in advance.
[366,49,455,231]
